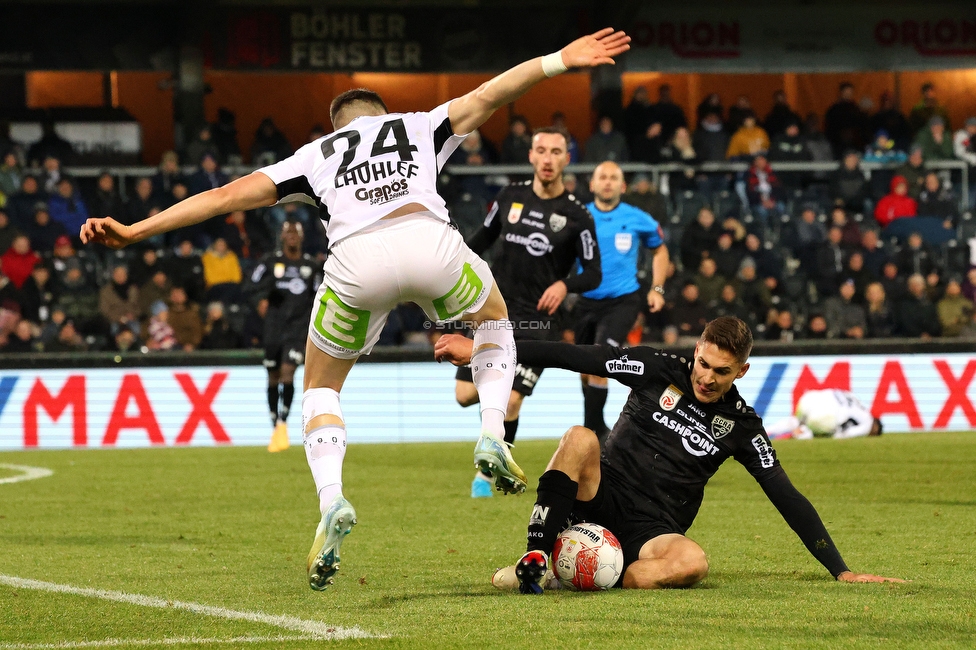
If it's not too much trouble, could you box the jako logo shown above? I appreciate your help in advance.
[355,179,409,205]
[606,356,645,375]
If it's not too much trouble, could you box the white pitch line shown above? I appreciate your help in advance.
[0,635,319,649]
[0,464,53,485]
[0,575,380,641]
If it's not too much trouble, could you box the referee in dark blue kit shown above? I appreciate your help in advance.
[574,161,669,440]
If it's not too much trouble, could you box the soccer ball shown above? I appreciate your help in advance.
[552,522,624,591]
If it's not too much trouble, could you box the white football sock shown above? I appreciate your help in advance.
[472,320,516,441]
[302,387,347,513]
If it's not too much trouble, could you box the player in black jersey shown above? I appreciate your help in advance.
[435,317,904,591]
[454,126,602,497]
[245,220,321,452]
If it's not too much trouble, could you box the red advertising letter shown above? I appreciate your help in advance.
[792,362,850,411]
[932,360,976,429]
[23,376,87,447]
[871,361,923,428]
[102,374,165,446]
[174,372,230,444]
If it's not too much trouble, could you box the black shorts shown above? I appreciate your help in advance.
[455,362,543,397]
[573,291,642,348]
[263,337,306,370]
[570,463,683,569]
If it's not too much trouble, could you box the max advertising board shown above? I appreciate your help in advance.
[0,352,973,451]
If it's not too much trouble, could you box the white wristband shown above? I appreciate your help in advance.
[541,51,568,77]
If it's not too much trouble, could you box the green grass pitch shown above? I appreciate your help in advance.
[1,432,975,649]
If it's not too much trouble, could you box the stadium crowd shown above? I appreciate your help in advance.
[0,81,975,353]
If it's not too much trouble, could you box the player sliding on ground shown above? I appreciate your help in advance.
[80,27,631,592]
[435,316,904,592]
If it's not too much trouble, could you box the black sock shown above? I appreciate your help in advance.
[280,383,295,422]
[526,469,579,555]
[503,418,519,446]
[267,384,279,425]
[582,383,608,432]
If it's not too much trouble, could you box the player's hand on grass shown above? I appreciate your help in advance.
[80,217,136,249]
[434,334,474,366]
[537,280,568,315]
[560,28,631,69]
[837,571,906,584]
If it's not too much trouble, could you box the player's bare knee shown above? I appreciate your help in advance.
[557,426,600,461]
[672,548,708,587]
[455,382,479,407]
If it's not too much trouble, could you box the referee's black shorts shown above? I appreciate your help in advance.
[573,291,643,348]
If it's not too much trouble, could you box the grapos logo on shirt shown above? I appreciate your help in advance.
[606,355,644,375]
[354,179,409,205]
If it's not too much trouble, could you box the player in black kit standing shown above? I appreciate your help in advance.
[454,126,602,498]
[436,316,904,589]
[246,219,322,452]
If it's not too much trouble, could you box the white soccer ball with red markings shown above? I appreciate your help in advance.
[552,523,624,591]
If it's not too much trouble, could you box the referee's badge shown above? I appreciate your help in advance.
[711,415,735,438]
[615,232,633,253]
[660,384,682,411]
[508,203,524,224]
[549,213,567,232]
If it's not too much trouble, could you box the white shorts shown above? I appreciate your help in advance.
[308,213,494,359]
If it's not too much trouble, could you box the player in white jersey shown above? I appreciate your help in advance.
[766,389,883,440]
[80,28,631,591]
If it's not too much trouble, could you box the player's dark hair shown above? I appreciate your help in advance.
[532,126,571,148]
[329,88,388,126]
[700,317,753,364]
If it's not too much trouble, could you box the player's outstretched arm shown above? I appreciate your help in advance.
[448,28,630,135]
[80,172,279,249]
[836,571,906,583]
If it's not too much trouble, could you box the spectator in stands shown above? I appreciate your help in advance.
[212,108,242,165]
[726,95,753,135]
[924,270,944,304]
[964,268,976,304]
[48,178,89,239]
[864,282,897,338]
[650,84,687,142]
[696,93,723,126]
[145,300,176,351]
[201,237,242,303]
[745,155,785,225]
[123,177,157,226]
[128,246,161,288]
[829,207,861,249]
[874,175,917,228]
[707,283,754,328]
[1,234,39,290]
[953,117,976,209]
[763,90,802,139]
[825,82,868,159]
[26,203,67,254]
[869,92,911,152]
[788,205,827,272]
[768,120,812,192]
[584,115,628,163]
[743,232,782,282]
[894,145,927,199]
[184,125,221,167]
[200,301,242,350]
[0,209,18,256]
[621,174,668,221]
[897,273,941,338]
[624,86,655,152]
[693,111,729,163]
[446,128,497,203]
[631,122,663,164]
[804,313,828,339]
[250,117,292,165]
[726,113,769,159]
[7,176,47,230]
[913,116,954,161]
[163,238,205,303]
[917,172,958,226]
[220,209,270,262]
[668,281,708,340]
[736,257,773,324]
[822,278,866,339]
[879,261,906,302]
[562,173,591,204]
[44,318,86,352]
[152,151,184,203]
[712,231,745,280]
[895,232,936,277]
[89,172,125,221]
[2,318,37,353]
[802,112,834,163]
[693,257,726,305]
[40,155,63,194]
[659,127,700,194]
[0,150,21,201]
[937,278,974,337]
[764,308,796,342]
[500,115,533,164]
[857,229,887,278]
[814,226,847,297]
[844,251,873,298]
[863,129,906,164]
[166,285,202,352]
[56,262,102,335]
[15,262,57,324]
[187,152,229,196]
[550,112,579,162]
[137,269,171,320]
[829,152,871,214]
[27,121,73,167]
[99,263,140,336]
[679,207,721,270]
[908,83,951,136]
